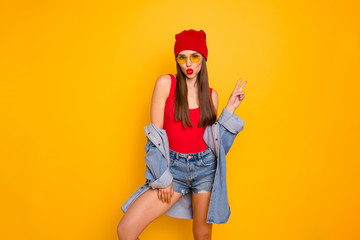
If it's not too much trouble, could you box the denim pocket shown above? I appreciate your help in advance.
[169,157,178,167]
[198,152,217,167]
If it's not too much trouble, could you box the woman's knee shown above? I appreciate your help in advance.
[117,220,138,240]
[193,226,212,240]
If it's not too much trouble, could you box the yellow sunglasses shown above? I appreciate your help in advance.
[176,54,201,64]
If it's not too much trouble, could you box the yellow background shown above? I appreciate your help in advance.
[1,0,359,239]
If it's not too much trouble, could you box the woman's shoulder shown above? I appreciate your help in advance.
[154,74,175,99]
[211,88,218,98]
[156,74,176,83]
[211,88,218,111]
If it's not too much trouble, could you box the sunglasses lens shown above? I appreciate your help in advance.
[190,54,200,63]
[177,55,186,64]
[176,54,201,64]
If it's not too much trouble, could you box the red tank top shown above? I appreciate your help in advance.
[163,74,212,154]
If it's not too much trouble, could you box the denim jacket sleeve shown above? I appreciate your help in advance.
[217,107,245,155]
[143,126,173,189]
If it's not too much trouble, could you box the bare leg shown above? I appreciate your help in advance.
[117,189,182,240]
[192,192,213,240]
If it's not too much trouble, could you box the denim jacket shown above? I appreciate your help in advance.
[121,106,245,224]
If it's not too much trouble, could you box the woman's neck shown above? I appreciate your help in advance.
[186,76,198,89]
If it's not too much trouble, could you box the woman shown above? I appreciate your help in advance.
[118,29,246,240]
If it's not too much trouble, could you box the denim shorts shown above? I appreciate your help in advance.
[169,147,217,195]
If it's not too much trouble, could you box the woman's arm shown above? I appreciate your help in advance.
[150,75,171,129]
[212,88,219,113]
[149,74,174,203]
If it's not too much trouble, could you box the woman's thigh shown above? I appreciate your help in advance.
[118,188,182,238]
[192,192,213,238]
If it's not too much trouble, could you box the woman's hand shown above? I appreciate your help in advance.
[225,78,247,114]
[158,182,174,203]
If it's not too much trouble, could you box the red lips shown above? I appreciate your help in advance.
[186,68,193,74]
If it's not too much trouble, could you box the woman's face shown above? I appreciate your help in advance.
[176,50,203,80]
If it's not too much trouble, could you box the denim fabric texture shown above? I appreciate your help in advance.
[120,106,245,224]
[169,147,217,195]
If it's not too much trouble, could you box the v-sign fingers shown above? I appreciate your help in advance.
[239,80,247,91]
[234,78,242,92]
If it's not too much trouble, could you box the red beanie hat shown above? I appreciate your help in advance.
[174,29,208,62]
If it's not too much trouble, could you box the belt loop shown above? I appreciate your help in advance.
[198,152,201,159]
[176,152,178,159]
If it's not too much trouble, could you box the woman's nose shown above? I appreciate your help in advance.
[186,57,192,66]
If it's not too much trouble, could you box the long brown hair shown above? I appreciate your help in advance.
[173,56,217,128]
